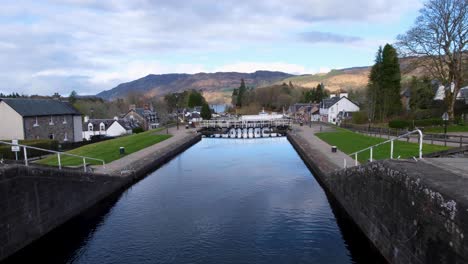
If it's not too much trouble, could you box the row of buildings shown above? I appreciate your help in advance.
[0,98,160,143]
[289,93,360,124]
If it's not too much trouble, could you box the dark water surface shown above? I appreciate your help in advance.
[5,138,386,264]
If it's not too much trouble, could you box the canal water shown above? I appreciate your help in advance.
[5,138,385,264]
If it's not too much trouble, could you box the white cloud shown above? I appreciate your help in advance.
[0,0,422,95]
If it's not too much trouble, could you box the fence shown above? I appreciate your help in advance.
[345,129,423,168]
[0,140,105,172]
[341,123,468,147]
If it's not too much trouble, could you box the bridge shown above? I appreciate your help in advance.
[199,118,292,138]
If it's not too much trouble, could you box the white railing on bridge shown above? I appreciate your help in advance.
[0,140,105,172]
[344,129,423,168]
[200,118,292,128]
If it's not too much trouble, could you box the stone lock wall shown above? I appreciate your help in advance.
[0,165,128,261]
[328,160,468,264]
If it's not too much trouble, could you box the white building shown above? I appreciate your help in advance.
[319,93,360,124]
[434,84,468,104]
[82,117,134,140]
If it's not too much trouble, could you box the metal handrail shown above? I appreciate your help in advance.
[0,140,105,172]
[344,129,423,168]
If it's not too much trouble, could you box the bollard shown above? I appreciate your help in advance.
[331,146,337,153]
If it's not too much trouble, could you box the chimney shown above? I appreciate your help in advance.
[114,116,119,121]
[330,94,336,98]
[129,104,136,111]
[144,104,149,110]
[340,93,348,98]
[84,115,89,123]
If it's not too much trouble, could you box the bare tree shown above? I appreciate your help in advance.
[397,0,467,119]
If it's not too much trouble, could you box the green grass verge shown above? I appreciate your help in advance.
[315,128,450,163]
[423,125,468,133]
[37,129,172,166]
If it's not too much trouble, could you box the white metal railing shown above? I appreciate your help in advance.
[344,129,423,168]
[0,140,105,172]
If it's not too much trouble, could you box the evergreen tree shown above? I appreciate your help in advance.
[69,90,78,104]
[200,103,212,120]
[236,79,247,107]
[367,46,383,121]
[381,44,401,117]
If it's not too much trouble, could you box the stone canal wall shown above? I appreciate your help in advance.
[288,131,468,264]
[0,132,201,261]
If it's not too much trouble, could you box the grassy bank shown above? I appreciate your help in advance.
[38,129,171,166]
[316,128,450,163]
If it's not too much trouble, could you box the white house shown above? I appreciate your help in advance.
[319,93,360,124]
[82,117,134,140]
[434,84,468,104]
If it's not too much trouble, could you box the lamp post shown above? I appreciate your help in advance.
[442,112,449,145]
[176,103,179,130]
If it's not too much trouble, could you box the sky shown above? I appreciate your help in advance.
[0,0,423,96]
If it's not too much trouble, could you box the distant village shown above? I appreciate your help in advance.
[1,77,467,144]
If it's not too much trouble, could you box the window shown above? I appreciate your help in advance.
[33,116,39,127]
[64,132,68,141]
[88,123,94,131]
[100,123,105,132]
[63,116,67,124]
[49,116,54,125]
[49,134,54,140]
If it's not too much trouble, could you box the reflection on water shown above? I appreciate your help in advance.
[4,138,386,264]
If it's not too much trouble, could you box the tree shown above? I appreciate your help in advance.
[187,90,205,108]
[69,90,78,104]
[367,45,402,121]
[367,46,383,121]
[201,103,212,120]
[381,44,402,117]
[408,76,435,110]
[397,0,468,120]
[236,79,247,107]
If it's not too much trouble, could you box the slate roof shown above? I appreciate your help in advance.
[0,98,81,117]
[83,119,116,130]
[84,119,138,131]
[320,96,341,109]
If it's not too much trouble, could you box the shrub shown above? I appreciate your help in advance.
[388,119,410,129]
[351,111,368,124]
[132,127,144,134]
[0,139,59,160]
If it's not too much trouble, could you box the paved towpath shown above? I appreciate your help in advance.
[289,124,356,172]
[93,126,199,176]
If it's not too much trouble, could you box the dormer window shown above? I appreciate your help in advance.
[33,116,39,127]
[99,123,105,132]
[63,116,67,124]
[49,116,54,125]
[88,123,94,131]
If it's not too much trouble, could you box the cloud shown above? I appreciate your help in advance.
[299,31,362,43]
[0,0,422,95]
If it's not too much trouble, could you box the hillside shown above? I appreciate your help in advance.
[97,71,294,103]
[281,57,427,92]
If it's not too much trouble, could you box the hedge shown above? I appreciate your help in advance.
[0,139,59,160]
[389,118,449,129]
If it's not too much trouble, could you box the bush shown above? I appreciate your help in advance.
[351,111,368,124]
[389,119,410,129]
[0,139,59,160]
[132,127,144,134]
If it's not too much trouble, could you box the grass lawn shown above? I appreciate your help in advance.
[423,125,468,133]
[38,129,172,166]
[315,128,450,163]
